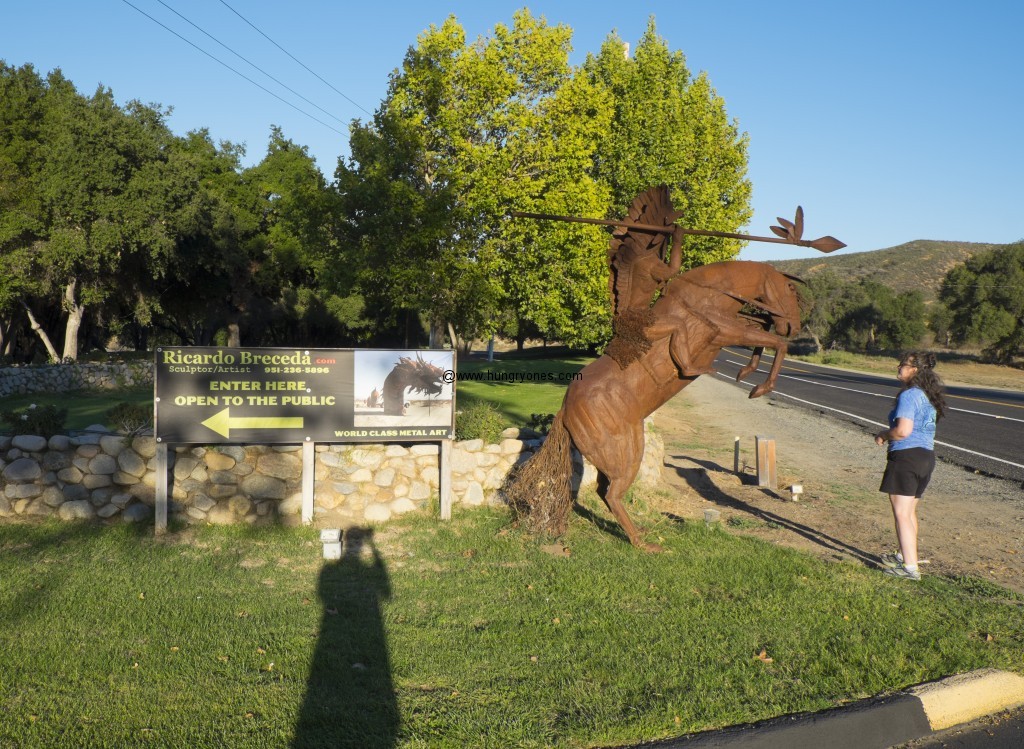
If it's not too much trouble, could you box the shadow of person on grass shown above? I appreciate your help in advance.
[667,453,882,568]
[292,527,397,749]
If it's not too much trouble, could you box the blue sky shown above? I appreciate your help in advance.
[3,1,1022,261]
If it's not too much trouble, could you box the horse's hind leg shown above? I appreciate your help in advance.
[596,420,662,552]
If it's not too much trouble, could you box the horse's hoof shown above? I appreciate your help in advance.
[749,384,771,399]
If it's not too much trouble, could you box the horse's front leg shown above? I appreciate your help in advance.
[706,314,791,397]
[748,340,787,398]
[716,325,789,398]
[735,346,764,383]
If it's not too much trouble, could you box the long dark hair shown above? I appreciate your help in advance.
[899,351,947,420]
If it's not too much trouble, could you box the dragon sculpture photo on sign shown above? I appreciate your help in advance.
[507,186,844,551]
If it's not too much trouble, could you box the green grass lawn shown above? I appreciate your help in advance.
[453,354,593,428]
[0,386,152,432]
[3,350,1024,747]
[1,505,1021,749]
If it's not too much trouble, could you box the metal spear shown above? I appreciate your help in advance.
[510,206,845,253]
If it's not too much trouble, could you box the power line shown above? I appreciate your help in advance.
[119,0,347,137]
[153,0,349,127]
[216,0,374,118]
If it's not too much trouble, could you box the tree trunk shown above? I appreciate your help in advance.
[62,279,84,361]
[428,319,446,349]
[22,302,60,362]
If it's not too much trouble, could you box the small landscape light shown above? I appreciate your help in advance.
[790,484,803,502]
[320,528,342,560]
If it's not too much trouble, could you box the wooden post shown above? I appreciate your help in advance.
[155,442,168,535]
[755,435,777,490]
[302,441,315,524]
[439,439,452,521]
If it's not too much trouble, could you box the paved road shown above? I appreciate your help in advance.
[711,348,1024,486]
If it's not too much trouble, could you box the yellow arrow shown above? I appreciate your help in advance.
[201,408,304,438]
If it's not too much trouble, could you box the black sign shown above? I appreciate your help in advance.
[155,347,455,444]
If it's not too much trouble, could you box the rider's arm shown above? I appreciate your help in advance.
[650,225,684,281]
[666,225,683,275]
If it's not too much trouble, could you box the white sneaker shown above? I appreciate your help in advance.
[884,564,921,581]
[880,551,903,568]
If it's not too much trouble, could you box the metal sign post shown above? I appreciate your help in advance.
[155,442,168,535]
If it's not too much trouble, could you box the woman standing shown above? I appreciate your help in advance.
[874,351,947,580]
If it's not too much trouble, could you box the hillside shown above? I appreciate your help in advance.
[767,239,1004,301]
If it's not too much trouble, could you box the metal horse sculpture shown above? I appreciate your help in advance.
[508,188,842,550]
[382,354,445,416]
[558,261,801,550]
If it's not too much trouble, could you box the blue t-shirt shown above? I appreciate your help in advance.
[888,387,936,452]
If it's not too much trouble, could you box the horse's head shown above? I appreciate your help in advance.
[709,264,803,338]
[765,270,803,338]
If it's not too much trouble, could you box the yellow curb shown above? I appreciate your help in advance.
[910,669,1024,731]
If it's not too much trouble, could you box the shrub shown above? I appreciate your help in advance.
[820,351,857,367]
[455,403,505,443]
[106,402,153,434]
[1,404,68,437]
[528,412,555,434]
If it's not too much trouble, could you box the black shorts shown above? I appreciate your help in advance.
[880,447,936,498]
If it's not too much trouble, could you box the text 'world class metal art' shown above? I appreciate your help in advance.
[507,187,844,551]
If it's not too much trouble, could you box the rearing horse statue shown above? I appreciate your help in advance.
[508,187,842,550]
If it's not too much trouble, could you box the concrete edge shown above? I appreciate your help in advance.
[627,669,1024,748]
[909,668,1024,731]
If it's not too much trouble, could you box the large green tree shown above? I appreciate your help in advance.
[244,128,367,346]
[0,63,53,357]
[827,280,926,352]
[340,13,752,349]
[584,19,752,267]
[800,272,928,352]
[145,129,260,348]
[939,243,1024,362]
[0,63,200,360]
[338,11,614,348]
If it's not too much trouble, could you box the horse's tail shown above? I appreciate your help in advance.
[504,409,575,537]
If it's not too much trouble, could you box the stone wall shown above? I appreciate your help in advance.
[0,421,665,527]
[0,360,153,397]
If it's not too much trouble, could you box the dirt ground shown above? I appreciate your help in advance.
[648,375,1024,594]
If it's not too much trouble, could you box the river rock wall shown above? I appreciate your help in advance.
[0,360,153,397]
[0,421,665,527]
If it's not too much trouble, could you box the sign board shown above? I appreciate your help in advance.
[155,347,455,444]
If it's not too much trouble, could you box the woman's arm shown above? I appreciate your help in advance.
[875,417,913,445]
